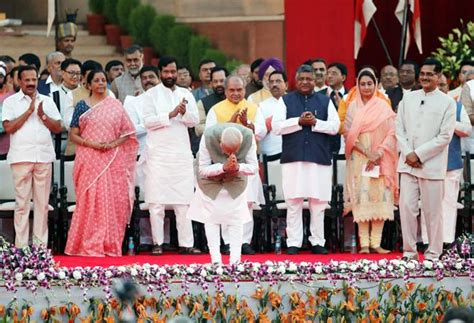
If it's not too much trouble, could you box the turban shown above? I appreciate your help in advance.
[58,22,78,40]
[258,57,284,80]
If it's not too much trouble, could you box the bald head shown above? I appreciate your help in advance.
[225,75,246,104]
[220,126,243,155]
[380,65,398,90]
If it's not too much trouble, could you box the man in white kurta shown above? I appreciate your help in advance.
[272,64,340,255]
[141,57,200,255]
[187,124,257,264]
[205,75,266,254]
[396,59,455,260]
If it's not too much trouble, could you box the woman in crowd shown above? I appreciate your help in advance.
[65,69,138,256]
[343,70,398,254]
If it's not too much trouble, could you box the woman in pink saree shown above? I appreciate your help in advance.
[343,70,398,254]
[65,70,138,256]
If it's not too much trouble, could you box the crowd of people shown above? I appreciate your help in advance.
[1,30,474,264]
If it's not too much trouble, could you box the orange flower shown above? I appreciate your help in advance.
[366,300,379,311]
[341,299,356,312]
[405,282,416,294]
[385,282,393,291]
[436,314,444,322]
[357,317,369,323]
[289,291,301,305]
[40,309,49,320]
[59,305,67,315]
[190,302,202,317]
[268,291,282,309]
[49,306,57,315]
[279,312,289,323]
[258,308,270,323]
[0,304,4,316]
[317,289,329,301]
[252,288,264,300]
[427,284,434,293]
[227,295,236,306]
[105,316,115,323]
[417,302,427,311]
[202,311,213,320]
[70,304,81,318]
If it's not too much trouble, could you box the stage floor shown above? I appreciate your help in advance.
[54,251,411,268]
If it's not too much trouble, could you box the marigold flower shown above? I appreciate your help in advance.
[40,309,49,320]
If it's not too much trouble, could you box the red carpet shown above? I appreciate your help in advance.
[54,252,410,268]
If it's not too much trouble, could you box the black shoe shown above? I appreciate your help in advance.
[179,247,202,255]
[151,244,163,255]
[220,244,230,255]
[417,243,428,253]
[287,246,299,255]
[311,245,328,254]
[241,243,256,255]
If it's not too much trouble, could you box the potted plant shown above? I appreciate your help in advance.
[167,24,193,67]
[189,35,211,77]
[117,0,140,50]
[86,0,105,35]
[129,4,157,64]
[149,15,176,56]
[103,0,121,47]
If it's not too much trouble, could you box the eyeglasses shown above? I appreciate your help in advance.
[64,71,81,77]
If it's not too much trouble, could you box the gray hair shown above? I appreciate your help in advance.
[224,74,245,89]
[46,51,65,65]
[221,126,243,149]
[465,69,474,80]
[295,64,315,80]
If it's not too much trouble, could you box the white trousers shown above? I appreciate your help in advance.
[11,162,52,248]
[420,169,462,245]
[221,202,254,245]
[149,203,194,247]
[286,198,326,248]
[399,173,444,260]
[205,222,243,264]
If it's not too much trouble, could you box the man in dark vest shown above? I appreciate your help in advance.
[187,123,258,264]
[272,64,340,255]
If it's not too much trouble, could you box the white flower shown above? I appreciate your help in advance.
[37,272,46,281]
[363,265,369,273]
[15,273,23,281]
[391,260,400,267]
[73,270,82,280]
[265,260,273,266]
[174,268,181,275]
[117,266,126,273]
[455,262,463,270]
[187,267,195,274]
[58,271,66,280]
[278,265,286,274]
[159,268,167,275]
[216,267,224,275]
[267,266,274,274]
[436,262,444,269]
[300,262,308,267]
[105,270,113,278]
[378,259,387,266]
[252,264,261,272]
[423,260,433,270]
[288,263,297,272]
[387,265,394,271]
[315,266,323,274]
[200,269,207,277]
[379,269,387,276]
[339,263,347,270]
[349,264,358,272]
[237,264,245,272]
[24,268,33,276]
[130,268,138,276]
[406,262,416,270]
[91,273,98,280]
[143,263,151,269]
[399,266,406,273]
[370,263,378,271]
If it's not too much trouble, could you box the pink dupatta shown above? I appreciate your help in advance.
[344,89,399,201]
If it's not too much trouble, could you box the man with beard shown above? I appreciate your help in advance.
[105,60,125,87]
[206,75,266,255]
[192,59,216,102]
[195,67,229,137]
[272,64,340,255]
[0,62,14,154]
[38,51,66,97]
[111,45,144,103]
[396,58,455,260]
[245,58,264,98]
[141,56,201,256]
[259,70,288,158]
[57,23,78,58]
[248,57,284,106]
[386,60,420,111]
[2,65,63,247]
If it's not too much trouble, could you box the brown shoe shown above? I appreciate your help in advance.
[371,247,391,254]
[359,247,370,254]
[179,247,202,255]
[151,244,163,255]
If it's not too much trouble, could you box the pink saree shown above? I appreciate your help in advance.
[65,97,138,256]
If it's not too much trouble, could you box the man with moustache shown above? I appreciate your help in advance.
[248,57,284,106]
[111,45,144,103]
[272,64,340,255]
[396,58,455,260]
[386,60,420,111]
[195,67,229,137]
[308,58,328,92]
[259,70,288,158]
[192,59,216,102]
[105,60,125,87]
[380,65,399,93]
[245,58,264,98]
[2,65,63,247]
[37,51,66,97]
[57,22,78,58]
[141,56,201,255]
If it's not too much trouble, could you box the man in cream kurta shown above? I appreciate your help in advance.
[188,123,257,264]
[141,56,200,255]
[205,75,266,255]
[272,64,340,255]
[396,59,456,260]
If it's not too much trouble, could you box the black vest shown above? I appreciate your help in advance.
[202,93,225,115]
[280,91,333,165]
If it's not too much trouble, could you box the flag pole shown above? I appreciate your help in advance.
[371,18,393,66]
[398,0,409,66]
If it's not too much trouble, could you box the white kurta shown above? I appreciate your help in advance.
[259,96,282,156]
[205,104,266,205]
[271,95,340,201]
[124,94,147,154]
[187,135,258,225]
[142,83,199,204]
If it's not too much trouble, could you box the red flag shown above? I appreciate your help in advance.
[354,0,377,59]
[395,0,422,58]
